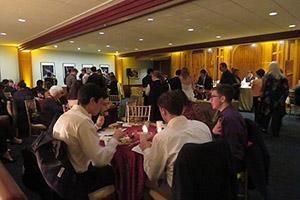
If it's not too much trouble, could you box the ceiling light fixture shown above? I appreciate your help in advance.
[99,32,104,35]
[147,18,154,21]
[53,45,58,48]
[77,47,81,50]
[269,12,278,16]
[18,18,26,23]
[134,48,139,51]
[216,35,221,39]
[251,43,256,47]
[70,41,74,43]
[208,48,212,52]
[106,45,110,48]
[139,38,144,41]
[188,28,194,32]
[97,49,101,52]
[168,43,173,46]
[289,24,296,28]
[0,32,7,36]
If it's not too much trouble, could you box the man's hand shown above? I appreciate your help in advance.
[212,119,222,135]
[113,129,125,141]
[96,115,105,128]
[139,140,152,151]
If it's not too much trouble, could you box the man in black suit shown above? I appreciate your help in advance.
[142,68,153,105]
[86,66,106,88]
[197,69,213,90]
[168,69,182,90]
[219,62,236,86]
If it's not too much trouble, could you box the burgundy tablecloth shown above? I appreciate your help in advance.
[110,125,157,200]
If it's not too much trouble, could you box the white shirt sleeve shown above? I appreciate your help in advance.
[77,121,119,166]
[143,135,167,182]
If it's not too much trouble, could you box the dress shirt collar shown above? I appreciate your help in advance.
[167,115,188,128]
[72,104,92,118]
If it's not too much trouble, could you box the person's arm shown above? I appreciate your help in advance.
[145,84,150,96]
[142,135,167,182]
[77,121,121,166]
[6,101,13,116]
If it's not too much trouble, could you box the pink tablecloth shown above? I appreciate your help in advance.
[111,125,157,200]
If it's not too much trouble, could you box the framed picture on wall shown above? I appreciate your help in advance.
[127,68,139,79]
[41,62,55,79]
[63,63,76,79]
[82,64,94,69]
[99,64,110,73]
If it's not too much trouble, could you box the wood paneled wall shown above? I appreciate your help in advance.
[18,50,33,87]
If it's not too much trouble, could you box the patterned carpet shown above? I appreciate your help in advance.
[3,112,300,200]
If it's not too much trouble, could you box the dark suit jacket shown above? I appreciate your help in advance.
[197,75,213,90]
[40,97,63,127]
[86,73,106,88]
[172,140,237,200]
[220,70,236,86]
[168,76,182,90]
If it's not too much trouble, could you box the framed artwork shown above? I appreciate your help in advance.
[127,68,139,79]
[63,63,76,80]
[41,62,55,79]
[82,64,94,69]
[100,64,109,73]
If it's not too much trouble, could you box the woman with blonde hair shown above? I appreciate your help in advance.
[260,62,289,136]
[180,67,196,101]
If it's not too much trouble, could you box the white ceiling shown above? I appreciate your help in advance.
[1,0,300,54]
[0,0,122,46]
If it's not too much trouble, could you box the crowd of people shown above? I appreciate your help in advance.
[0,61,291,199]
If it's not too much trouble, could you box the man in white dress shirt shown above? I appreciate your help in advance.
[140,90,212,199]
[53,83,124,197]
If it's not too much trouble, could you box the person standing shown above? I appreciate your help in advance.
[180,67,196,101]
[65,68,78,92]
[168,69,182,90]
[197,69,213,90]
[142,68,153,105]
[251,69,265,123]
[260,62,289,136]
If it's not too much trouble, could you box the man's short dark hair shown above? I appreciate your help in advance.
[91,66,97,72]
[256,69,265,78]
[157,90,185,115]
[18,81,27,89]
[78,83,108,105]
[36,80,43,86]
[213,84,234,103]
[220,62,227,69]
[47,72,52,77]
[2,79,9,85]
[175,69,181,76]
[147,68,154,75]
[200,69,207,74]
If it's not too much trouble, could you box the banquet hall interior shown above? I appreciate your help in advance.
[1,0,300,200]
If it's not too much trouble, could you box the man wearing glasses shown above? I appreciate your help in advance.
[210,84,247,172]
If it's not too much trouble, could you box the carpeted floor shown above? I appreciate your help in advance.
[3,112,300,200]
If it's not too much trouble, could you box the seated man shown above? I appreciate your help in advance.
[40,85,64,127]
[210,84,247,172]
[140,90,212,199]
[53,83,124,198]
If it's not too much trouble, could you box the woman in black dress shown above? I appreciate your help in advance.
[146,71,169,121]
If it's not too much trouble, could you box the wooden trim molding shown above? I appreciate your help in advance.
[120,30,300,57]
[19,0,191,50]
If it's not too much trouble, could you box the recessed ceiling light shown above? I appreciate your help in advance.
[216,35,221,39]
[53,45,58,48]
[77,47,81,50]
[269,12,278,16]
[139,38,144,41]
[134,48,139,51]
[99,32,104,35]
[106,45,110,48]
[188,28,194,32]
[168,43,173,46]
[251,43,256,47]
[70,41,74,43]
[0,32,7,36]
[208,48,212,52]
[147,18,154,21]
[97,49,101,52]
[289,24,296,28]
[18,18,26,23]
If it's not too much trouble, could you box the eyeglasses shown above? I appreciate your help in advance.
[209,95,221,100]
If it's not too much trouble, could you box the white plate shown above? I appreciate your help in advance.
[122,123,132,128]
[98,129,115,136]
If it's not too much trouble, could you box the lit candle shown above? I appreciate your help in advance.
[142,125,148,133]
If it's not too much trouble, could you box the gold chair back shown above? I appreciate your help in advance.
[126,104,151,123]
